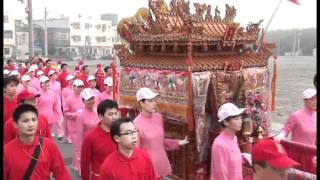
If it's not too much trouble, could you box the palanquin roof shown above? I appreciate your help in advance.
[114,0,276,71]
[120,48,272,72]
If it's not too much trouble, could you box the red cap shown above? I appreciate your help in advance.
[17,90,41,103]
[96,64,102,68]
[252,138,299,169]
[79,60,84,65]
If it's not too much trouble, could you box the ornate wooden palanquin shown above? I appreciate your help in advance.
[114,1,275,179]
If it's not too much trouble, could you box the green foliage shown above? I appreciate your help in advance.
[264,28,316,55]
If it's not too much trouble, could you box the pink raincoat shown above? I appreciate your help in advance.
[74,107,100,174]
[133,113,180,178]
[63,92,85,172]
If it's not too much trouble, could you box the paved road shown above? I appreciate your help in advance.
[53,138,81,180]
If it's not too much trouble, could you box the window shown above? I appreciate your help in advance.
[4,15,8,23]
[4,30,13,39]
[56,33,69,40]
[95,24,101,29]
[22,34,27,44]
[96,37,101,42]
[85,36,91,42]
[72,22,81,29]
[102,24,106,31]
[85,23,90,29]
[4,48,10,55]
[72,35,81,42]
[102,37,106,42]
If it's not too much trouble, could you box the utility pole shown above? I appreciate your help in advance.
[44,7,48,57]
[292,32,296,55]
[27,0,33,58]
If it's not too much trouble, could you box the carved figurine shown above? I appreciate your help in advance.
[205,5,212,21]
[246,20,263,35]
[213,6,221,22]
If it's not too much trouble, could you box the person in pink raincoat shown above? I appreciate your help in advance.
[97,77,114,105]
[74,88,100,175]
[133,87,189,179]
[48,69,62,96]
[210,102,246,180]
[26,67,41,91]
[48,69,64,139]
[87,75,101,106]
[17,74,37,94]
[63,79,85,174]
[275,88,317,146]
[37,76,64,139]
[61,74,75,143]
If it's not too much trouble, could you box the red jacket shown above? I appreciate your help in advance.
[76,72,89,88]
[57,71,69,89]
[4,114,52,145]
[99,148,157,180]
[81,124,117,180]
[3,96,17,125]
[95,69,105,91]
[4,136,71,180]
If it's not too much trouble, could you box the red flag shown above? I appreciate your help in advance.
[288,0,300,5]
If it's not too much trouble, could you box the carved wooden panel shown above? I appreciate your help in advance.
[164,118,188,180]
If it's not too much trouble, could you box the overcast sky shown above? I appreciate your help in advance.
[4,0,316,31]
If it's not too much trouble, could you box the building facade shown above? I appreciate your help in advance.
[15,20,30,60]
[6,13,118,60]
[69,14,117,60]
[33,17,70,57]
[4,12,16,59]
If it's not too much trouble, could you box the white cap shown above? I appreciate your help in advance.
[302,88,316,99]
[48,69,57,76]
[87,75,96,82]
[4,69,10,75]
[66,74,75,81]
[104,77,113,86]
[81,88,96,100]
[73,79,84,87]
[217,103,246,122]
[9,70,19,76]
[136,87,159,101]
[21,74,31,82]
[36,70,44,76]
[39,76,49,83]
[28,67,36,73]
[30,64,38,70]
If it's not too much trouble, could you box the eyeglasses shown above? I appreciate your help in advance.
[119,129,139,136]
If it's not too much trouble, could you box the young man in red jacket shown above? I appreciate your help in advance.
[99,117,157,180]
[4,76,19,125]
[4,90,52,145]
[4,104,70,180]
[57,63,70,89]
[80,99,119,180]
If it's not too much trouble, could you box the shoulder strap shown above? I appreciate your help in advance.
[22,136,44,180]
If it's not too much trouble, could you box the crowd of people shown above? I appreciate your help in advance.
[3,58,317,180]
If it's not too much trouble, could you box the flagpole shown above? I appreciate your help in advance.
[256,0,285,52]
